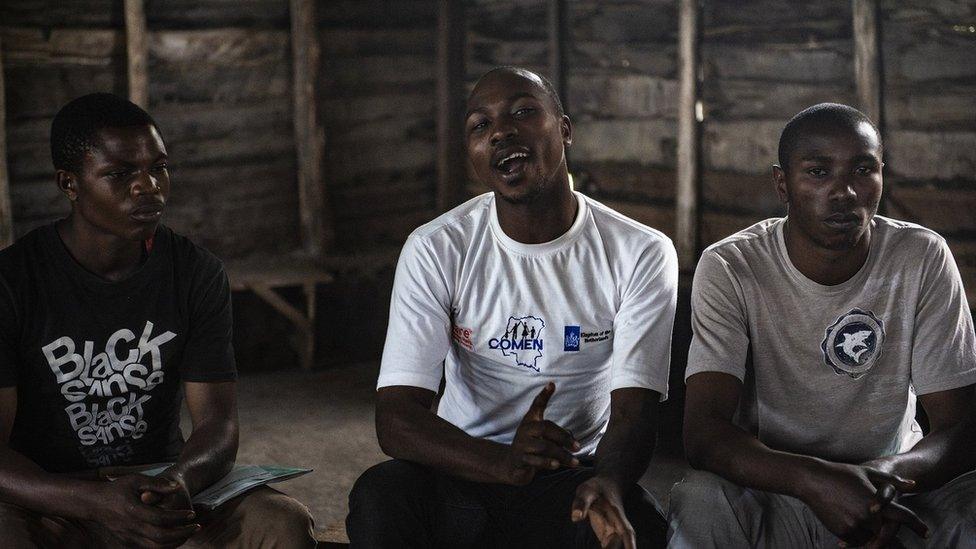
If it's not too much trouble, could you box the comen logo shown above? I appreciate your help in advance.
[488,315,546,372]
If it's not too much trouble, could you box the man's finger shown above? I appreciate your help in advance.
[137,475,183,495]
[864,521,902,549]
[524,382,555,421]
[132,503,197,527]
[523,439,578,467]
[865,468,916,493]
[539,420,579,450]
[589,501,636,549]
[881,502,928,539]
[572,489,597,522]
[869,483,897,513]
[521,453,561,471]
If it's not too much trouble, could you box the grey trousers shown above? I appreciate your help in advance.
[0,486,316,549]
[667,469,976,549]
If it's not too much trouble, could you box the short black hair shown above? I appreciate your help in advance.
[473,66,565,117]
[50,93,161,172]
[777,103,882,171]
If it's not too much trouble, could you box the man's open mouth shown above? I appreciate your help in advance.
[495,151,530,175]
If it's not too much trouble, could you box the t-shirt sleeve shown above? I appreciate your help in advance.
[0,277,18,388]
[179,256,237,382]
[910,238,976,395]
[610,237,678,398]
[376,235,452,392]
[685,249,751,382]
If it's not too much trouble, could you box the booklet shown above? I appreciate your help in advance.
[140,464,312,510]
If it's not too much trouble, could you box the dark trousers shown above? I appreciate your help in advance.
[346,459,666,549]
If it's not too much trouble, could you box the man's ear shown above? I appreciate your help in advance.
[56,170,79,201]
[561,115,573,147]
[772,165,789,207]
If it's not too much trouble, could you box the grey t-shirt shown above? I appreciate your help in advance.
[686,216,976,463]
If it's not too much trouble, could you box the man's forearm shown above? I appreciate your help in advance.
[165,419,237,496]
[0,446,102,520]
[377,397,509,484]
[866,417,976,492]
[593,393,657,489]
[686,414,823,499]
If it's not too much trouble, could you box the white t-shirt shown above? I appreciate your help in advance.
[379,191,677,456]
[686,216,976,463]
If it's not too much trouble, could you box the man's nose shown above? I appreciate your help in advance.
[490,120,517,147]
[829,174,857,201]
[132,171,160,195]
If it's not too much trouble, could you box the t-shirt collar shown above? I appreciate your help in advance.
[488,191,588,256]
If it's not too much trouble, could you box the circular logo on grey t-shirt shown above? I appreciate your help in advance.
[821,308,885,379]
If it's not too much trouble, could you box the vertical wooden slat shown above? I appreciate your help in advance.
[290,0,330,255]
[0,39,12,249]
[852,0,886,213]
[547,0,567,105]
[436,0,466,212]
[852,0,882,125]
[676,0,702,269]
[123,0,149,108]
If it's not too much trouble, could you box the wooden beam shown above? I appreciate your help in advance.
[852,0,882,125]
[0,38,12,249]
[123,0,149,108]
[290,0,331,255]
[436,0,466,212]
[547,0,568,104]
[675,0,702,269]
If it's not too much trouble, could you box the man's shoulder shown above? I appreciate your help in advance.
[873,215,947,255]
[408,193,492,242]
[701,218,783,263]
[583,194,674,251]
[158,225,225,278]
[0,224,54,282]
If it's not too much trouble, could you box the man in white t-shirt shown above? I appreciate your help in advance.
[346,67,678,548]
[669,103,976,548]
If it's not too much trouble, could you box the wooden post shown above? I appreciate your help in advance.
[852,0,886,213]
[436,0,466,212]
[290,0,331,255]
[547,0,567,105]
[852,0,882,126]
[123,0,149,108]
[0,38,12,249]
[675,0,702,269]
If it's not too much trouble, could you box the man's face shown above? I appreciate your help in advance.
[65,124,170,241]
[775,121,883,251]
[464,70,571,204]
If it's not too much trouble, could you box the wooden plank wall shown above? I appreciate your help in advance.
[317,1,439,252]
[880,1,976,303]
[699,0,856,245]
[0,0,301,259]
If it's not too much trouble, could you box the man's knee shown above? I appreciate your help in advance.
[667,470,749,547]
[233,487,315,548]
[348,459,429,515]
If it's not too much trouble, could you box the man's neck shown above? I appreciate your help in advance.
[56,216,145,282]
[495,183,577,244]
[783,219,872,286]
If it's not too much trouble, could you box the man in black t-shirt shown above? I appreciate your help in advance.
[0,94,315,547]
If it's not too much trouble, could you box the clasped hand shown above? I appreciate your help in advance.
[803,461,928,548]
[90,472,199,548]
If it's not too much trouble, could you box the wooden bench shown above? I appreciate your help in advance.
[225,257,335,371]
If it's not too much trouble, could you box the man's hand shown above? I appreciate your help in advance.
[499,382,580,486]
[140,470,193,512]
[571,476,636,549]
[799,461,927,547]
[89,474,200,548]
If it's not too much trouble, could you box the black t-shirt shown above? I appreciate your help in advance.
[0,223,237,473]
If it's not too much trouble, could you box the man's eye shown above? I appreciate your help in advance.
[854,166,875,176]
[470,120,488,133]
[108,171,131,180]
[513,107,534,118]
[806,167,828,177]
[151,164,168,173]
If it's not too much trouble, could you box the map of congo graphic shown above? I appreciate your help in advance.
[488,315,546,372]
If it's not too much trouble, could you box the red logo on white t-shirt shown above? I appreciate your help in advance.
[452,324,474,351]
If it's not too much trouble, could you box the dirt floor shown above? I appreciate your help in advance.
[201,362,690,539]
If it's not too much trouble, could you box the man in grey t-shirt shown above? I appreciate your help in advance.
[668,103,976,548]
